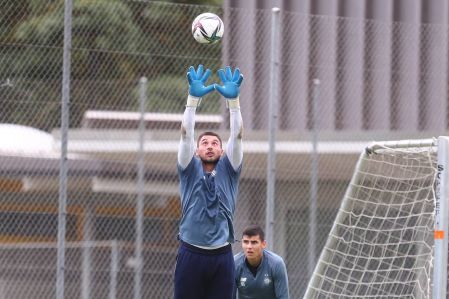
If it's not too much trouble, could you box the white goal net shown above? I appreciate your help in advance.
[304,137,449,299]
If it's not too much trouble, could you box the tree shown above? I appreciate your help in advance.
[13,0,142,80]
[0,0,223,130]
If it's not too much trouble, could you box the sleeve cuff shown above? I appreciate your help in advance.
[186,95,201,107]
[227,97,240,109]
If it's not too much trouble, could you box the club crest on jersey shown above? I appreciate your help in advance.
[240,277,247,287]
[264,274,271,285]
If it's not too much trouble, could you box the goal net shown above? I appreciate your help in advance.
[304,137,449,299]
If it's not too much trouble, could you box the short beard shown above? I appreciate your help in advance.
[200,156,220,165]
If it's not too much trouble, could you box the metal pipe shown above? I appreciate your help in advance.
[266,7,280,249]
[308,79,320,276]
[57,0,73,298]
[134,77,147,299]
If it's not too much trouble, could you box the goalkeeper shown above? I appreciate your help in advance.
[174,65,244,299]
[234,225,289,299]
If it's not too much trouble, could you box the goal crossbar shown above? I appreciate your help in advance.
[366,138,437,153]
[304,136,449,299]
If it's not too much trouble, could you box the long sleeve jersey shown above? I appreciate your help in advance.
[177,95,243,246]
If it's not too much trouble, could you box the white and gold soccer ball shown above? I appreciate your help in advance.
[191,13,224,44]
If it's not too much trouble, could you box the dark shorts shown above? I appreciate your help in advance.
[174,241,235,299]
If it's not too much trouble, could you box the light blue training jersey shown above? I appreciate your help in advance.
[234,250,289,299]
[177,154,241,247]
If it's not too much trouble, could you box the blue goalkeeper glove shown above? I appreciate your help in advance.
[215,66,244,99]
[186,65,215,97]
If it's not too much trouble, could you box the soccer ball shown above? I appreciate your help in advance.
[191,13,224,44]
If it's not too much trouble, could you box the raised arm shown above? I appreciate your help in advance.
[215,66,244,170]
[178,65,215,169]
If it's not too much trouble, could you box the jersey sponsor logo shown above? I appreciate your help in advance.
[240,277,247,287]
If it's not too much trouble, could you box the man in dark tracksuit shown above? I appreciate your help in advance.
[234,225,289,299]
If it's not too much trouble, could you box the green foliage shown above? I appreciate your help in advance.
[0,0,224,129]
[145,75,187,113]
[0,0,30,41]
[134,75,220,114]
[13,0,142,80]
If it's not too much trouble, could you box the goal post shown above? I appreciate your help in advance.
[304,137,449,299]
[433,136,449,299]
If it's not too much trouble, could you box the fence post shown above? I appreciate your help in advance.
[309,79,320,276]
[266,7,280,249]
[134,77,147,299]
[57,0,73,298]
[110,240,119,299]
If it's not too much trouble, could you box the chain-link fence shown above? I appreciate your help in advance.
[0,0,448,298]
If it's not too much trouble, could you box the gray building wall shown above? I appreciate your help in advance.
[224,0,449,132]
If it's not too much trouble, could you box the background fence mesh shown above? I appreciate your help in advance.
[0,0,448,298]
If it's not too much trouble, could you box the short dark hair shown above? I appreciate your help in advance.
[197,131,222,147]
[242,225,265,241]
